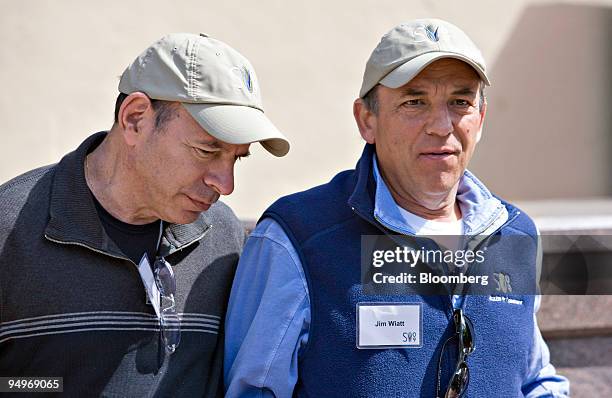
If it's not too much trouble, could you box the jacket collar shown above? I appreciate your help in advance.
[44,131,211,262]
[348,144,509,237]
[347,144,378,222]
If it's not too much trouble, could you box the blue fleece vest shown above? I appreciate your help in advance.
[262,145,538,398]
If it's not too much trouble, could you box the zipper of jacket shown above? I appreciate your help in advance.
[44,224,212,265]
[44,234,136,265]
[165,225,212,255]
[44,234,161,335]
[45,226,212,325]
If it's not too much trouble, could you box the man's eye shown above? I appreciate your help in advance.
[403,99,424,106]
[195,147,215,156]
[235,153,251,162]
[453,99,471,106]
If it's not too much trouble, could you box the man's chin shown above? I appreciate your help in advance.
[419,176,461,196]
[166,210,204,225]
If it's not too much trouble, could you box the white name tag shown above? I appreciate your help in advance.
[138,254,161,318]
[356,303,422,349]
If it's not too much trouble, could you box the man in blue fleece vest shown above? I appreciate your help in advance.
[224,19,569,397]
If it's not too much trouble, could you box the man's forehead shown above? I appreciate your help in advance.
[397,64,480,94]
[411,58,481,82]
[400,79,480,93]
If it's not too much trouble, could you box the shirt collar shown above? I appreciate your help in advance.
[372,154,507,236]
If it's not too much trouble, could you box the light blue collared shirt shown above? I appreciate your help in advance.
[224,160,570,397]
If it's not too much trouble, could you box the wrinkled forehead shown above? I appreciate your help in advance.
[406,58,482,87]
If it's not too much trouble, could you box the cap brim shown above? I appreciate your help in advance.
[379,52,491,89]
[182,103,290,157]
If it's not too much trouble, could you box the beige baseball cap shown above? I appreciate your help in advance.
[359,19,490,98]
[119,33,289,157]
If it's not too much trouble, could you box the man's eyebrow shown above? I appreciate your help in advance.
[194,139,221,148]
[399,87,478,96]
[237,151,251,158]
[451,87,477,96]
[401,87,427,96]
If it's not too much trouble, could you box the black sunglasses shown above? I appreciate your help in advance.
[437,308,475,398]
[153,257,181,354]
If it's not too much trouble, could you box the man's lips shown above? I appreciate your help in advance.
[419,148,460,160]
[187,196,214,211]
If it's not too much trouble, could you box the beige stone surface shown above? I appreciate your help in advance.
[555,367,612,397]
[538,295,612,335]
[549,337,612,396]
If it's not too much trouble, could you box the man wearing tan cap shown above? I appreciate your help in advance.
[225,19,569,397]
[0,33,288,396]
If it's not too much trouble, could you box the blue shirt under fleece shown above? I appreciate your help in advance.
[224,145,570,397]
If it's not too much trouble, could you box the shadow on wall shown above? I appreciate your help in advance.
[470,4,612,200]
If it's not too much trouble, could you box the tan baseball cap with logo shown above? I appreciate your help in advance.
[119,33,290,157]
[359,19,491,98]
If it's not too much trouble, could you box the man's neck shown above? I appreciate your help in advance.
[85,132,158,225]
[388,184,462,222]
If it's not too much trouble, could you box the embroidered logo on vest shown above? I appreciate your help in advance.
[493,272,512,293]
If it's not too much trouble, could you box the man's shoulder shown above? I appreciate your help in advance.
[206,200,242,229]
[261,169,357,240]
[496,196,538,236]
[0,164,56,216]
[204,200,246,246]
[0,164,56,243]
[0,164,55,192]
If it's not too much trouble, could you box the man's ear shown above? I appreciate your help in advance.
[475,99,487,143]
[353,98,377,144]
[117,92,155,146]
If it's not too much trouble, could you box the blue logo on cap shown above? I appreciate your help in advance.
[241,66,253,93]
[426,25,440,42]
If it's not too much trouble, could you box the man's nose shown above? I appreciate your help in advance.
[425,104,453,136]
[204,160,235,196]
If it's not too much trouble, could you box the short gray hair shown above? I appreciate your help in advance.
[362,85,380,115]
[113,92,178,130]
